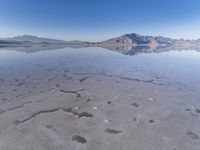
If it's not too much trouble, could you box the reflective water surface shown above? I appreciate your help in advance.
[0,47,200,150]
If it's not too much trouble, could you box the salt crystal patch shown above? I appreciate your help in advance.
[104,119,109,123]
[93,107,98,110]
[190,106,194,109]
[149,98,155,101]
[114,96,118,99]
[74,106,80,110]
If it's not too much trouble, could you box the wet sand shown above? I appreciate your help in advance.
[0,47,200,150]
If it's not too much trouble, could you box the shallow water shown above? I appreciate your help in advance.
[0,47,200,150]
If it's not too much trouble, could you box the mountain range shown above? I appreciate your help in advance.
[98,33,200,48]
[1,33,200,50]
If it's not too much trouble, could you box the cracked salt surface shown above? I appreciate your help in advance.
[0,47,200,150]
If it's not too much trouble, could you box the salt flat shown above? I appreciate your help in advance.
[0,47,200,150]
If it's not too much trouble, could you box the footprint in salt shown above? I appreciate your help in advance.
[72,135,87,144]
[105,128,123,134]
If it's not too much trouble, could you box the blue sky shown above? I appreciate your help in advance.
[0,0,200,41]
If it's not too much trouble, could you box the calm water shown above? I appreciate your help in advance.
[0,47,200,91]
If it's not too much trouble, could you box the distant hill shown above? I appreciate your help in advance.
[0,40,19,44]
[0,35,89,46]
[1,35,68,44]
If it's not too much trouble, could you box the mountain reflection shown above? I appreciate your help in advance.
[0,44,200,55]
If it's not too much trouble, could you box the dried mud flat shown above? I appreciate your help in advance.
[0,48,200,150]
